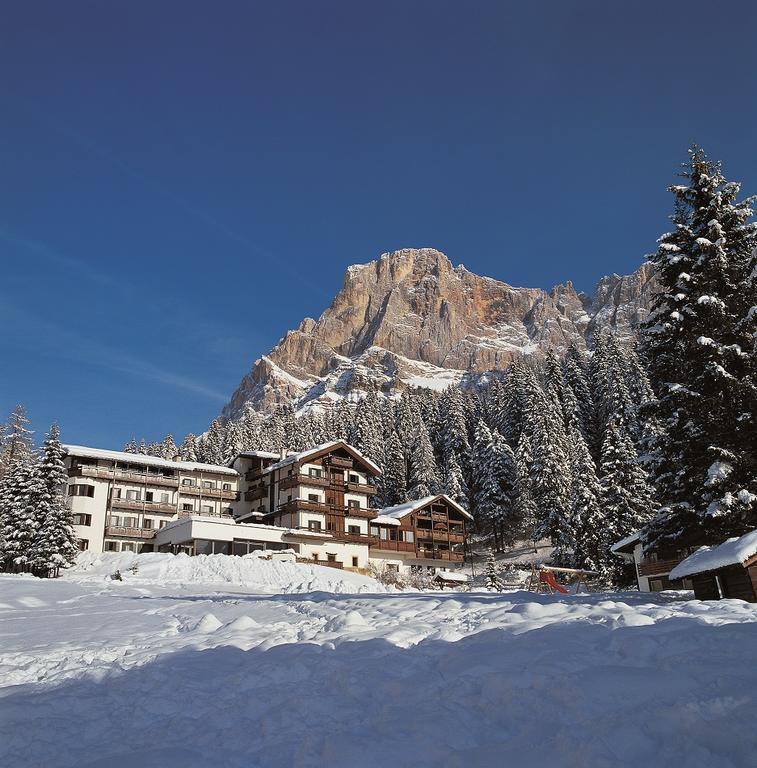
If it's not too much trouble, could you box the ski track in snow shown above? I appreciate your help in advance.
[2,561,757,768]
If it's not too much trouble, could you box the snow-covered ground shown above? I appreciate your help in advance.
[2,554,757,768]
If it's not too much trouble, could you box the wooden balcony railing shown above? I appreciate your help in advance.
[110,498,176,514]
[179,485,238,500]
[71,465,180,487]
[105,525,156,539]
[326,456,353,468]
[244,486,267,502]
[370,539,416,553]
[280,473,331,490]
[345,481,377,495]
[177,510,234,520]
[638,558,683,577]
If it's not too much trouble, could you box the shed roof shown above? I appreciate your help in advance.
[670,529,757,580]
[63,445,238,476]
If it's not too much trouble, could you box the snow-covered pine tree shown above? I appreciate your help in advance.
[567,420,604,574]
[599,420,655,580]
[437,387,471,506]
[407,420,439,500]
[179,433,199,461]
[202,418,227,464]
[512,429,538,545]
[484,549,503,592]
[137,438,148,455]
[122,437,138,454]
[0,454,40,572]
[378,430,407,507]
[349,389,384,467]
[643,147,757,551]
[158,434,178,460]
[2,405,34,469]
[562,346,597,449]
[28,424,77,577]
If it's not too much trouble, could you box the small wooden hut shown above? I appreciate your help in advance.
[669,530,757,602]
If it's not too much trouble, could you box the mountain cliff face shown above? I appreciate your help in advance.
[223,248,657,418]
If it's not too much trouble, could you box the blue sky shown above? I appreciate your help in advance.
[2,1,756,448]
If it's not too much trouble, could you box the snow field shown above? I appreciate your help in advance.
[2,557,757,767]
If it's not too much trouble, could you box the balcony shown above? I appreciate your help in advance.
[179,484,238,500]
[417,549,464,562]
[415,529,464,544]
[244,485,267,502]
[326,456,353,469]
[638,558,683,577]
[370,539,416,553]
[278,499,332,515]
[110,498,176,514]
[177,510,234,520]
[71,465,179,488]
[345,481,377,495]
[280,473,331,490]
[105,525,156,539]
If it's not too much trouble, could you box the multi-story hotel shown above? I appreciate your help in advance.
[64,446,240,554]
[63,440,469,576]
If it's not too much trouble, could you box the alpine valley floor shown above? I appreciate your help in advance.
[2,554,757,768]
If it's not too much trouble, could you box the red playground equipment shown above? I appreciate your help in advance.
[528,565,597,594]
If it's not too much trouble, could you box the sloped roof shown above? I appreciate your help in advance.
[670,530,757,580]
[263,441,382,476]
[610,531,642,555]
[63,445,238,476]
[376,494,473,522]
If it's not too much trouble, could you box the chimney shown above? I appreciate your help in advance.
[279,447,288,460]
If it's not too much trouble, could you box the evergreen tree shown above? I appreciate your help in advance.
[600,420,655,578]
[2,405,33,469]
[158,434,178,460]
[0,455,40,571]
[179,433,199,461]
[407,421,439,500]
[643,147,757,551]
[379,430,407,506]
[484,549,503,592]
[29,425,77,576]
[122,437,138,454]
[512,430,538,544]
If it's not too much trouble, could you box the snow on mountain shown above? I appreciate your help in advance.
[223,248,658,417]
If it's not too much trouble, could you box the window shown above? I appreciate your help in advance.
[126,489,139,501]
[145,491,154,502]
[182,478,195,486]
[112,488,122,499]
[380,528,389,540]
[73,514,92,527]
[68,484,95,498]
[347,499,360,509]
[201,504,213,514]
[349,474,359,484]
[143,519,153,530]
[108,515,121,526]
[122,517,137,528]
[182,503,193,511]
[308,520,322,532]
[308,468,322,478]
[222,482,231,491]
[160,493,169,503]
[370,526,379,536]
[327,553,336,562]
[159,520,167,529]
[104,541,119,552]
[348,525,360,535]
[308,493,319,502]
[121,542,136,552]
[352,556,358,567]
[77,539,89,551]
[202,480,214,489]
[403,531,414,543]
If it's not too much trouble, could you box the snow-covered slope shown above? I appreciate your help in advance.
[1,575,756,767]
[69,551,386,594]
[223,248,657,416]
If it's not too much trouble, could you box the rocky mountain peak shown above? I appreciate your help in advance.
[222,248,658,418]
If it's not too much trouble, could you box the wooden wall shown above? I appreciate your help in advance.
[692,564,757,602]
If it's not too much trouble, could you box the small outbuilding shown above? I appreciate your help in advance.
[669,529,757,602]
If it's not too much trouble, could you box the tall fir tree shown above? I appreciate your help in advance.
[29,425,77,576]
[642,147,757,551]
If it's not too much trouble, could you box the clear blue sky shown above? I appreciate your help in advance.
[2,1,756,448]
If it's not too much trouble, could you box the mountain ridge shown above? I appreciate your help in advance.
[223,248,657,418]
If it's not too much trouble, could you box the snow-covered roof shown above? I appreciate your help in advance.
[235,450,281,460]
[434,571,468,582]
[610,531,642,554]
[370,515,402,526]
[63,445,238,476]
[670,530,757,580]
[263,441,382,476]
[376,494,473,522]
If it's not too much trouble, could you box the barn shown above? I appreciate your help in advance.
[669,530,757,602]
